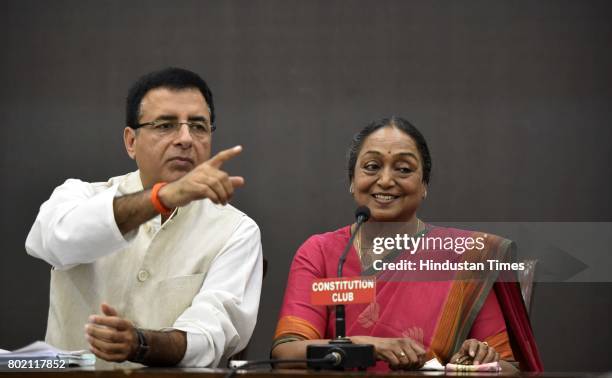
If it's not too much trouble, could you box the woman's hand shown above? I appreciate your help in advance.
[351,336,426,370]
[450,338,499,365]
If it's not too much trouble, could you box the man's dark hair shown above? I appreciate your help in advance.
[347,116,432,184]
[126,67,215,128]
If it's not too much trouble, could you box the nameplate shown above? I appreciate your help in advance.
[310,276,376,305]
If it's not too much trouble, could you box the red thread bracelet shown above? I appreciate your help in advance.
[151,182,173,217]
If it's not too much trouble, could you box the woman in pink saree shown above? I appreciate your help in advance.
[271,117,542,372]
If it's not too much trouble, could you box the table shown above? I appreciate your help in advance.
[0,368,603,378]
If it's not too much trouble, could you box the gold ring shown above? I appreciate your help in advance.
[399,351,407,357]
[482,342,488,346]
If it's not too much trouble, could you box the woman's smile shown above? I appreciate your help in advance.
[372,193,400,204]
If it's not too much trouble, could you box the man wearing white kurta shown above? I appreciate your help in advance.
[25,68,263,368]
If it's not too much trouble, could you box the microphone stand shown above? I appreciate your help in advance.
[306,212,376,371]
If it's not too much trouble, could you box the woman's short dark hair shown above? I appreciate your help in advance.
[347,116,432,184]
[126,67,215,128]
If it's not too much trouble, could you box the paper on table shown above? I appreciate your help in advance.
[420,358,501,372]
[420,358,445,371]
[445,361,501,372]
[0,341,96,367]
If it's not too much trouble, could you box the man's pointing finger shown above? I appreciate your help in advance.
[208,145,242,168]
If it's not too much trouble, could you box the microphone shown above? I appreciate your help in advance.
[355,206,371,224]
[335,206,370,336]
[307,206,376,371]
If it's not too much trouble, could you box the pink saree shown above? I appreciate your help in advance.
[273,225,543,372]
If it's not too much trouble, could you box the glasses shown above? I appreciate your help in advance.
[136,120,216,137]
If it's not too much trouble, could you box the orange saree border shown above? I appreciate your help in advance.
[485,330,514,360]
[274,315,322,341]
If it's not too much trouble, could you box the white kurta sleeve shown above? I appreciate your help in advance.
[172,216,263,367]
[25,178,131,270]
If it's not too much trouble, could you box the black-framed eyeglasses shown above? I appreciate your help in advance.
[135,120,216,137]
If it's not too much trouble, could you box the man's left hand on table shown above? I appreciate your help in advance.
[84,303,138,362]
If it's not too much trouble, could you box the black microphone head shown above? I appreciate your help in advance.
[355,206,371,223]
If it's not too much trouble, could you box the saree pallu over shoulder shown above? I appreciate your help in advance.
[428,233,508,362]
[428,231,543,372]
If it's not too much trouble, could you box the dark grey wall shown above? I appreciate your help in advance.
[1,0,611,371]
